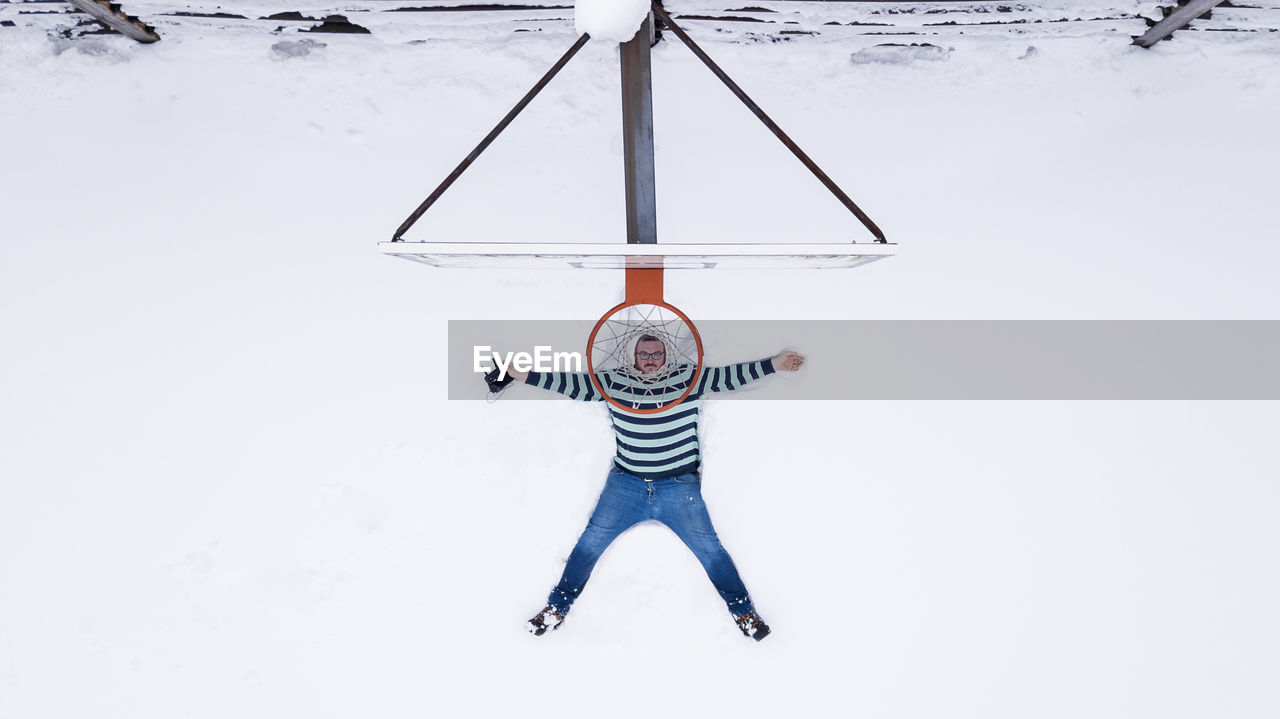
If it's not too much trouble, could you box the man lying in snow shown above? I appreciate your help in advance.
[499,335,804,641]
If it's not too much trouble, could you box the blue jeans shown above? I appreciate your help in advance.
[547,466,754,616]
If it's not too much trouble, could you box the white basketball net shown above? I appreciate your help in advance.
[590,304,700,405]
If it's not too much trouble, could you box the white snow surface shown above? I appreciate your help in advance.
[851,43,954,65]
[3,14,1280,719]
[575,0,652,44]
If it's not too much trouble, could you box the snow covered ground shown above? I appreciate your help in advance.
[2,8,1280,718]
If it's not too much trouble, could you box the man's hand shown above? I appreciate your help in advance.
[506,367,528,382]
[771,350,805,372]
[484,365,516,392]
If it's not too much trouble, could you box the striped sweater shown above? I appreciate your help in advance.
[524,358,776,478]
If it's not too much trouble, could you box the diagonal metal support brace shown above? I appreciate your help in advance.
[393,33,591,241]
[1133,0,1225,48]
[650,1,886,243]
[67,0,161,43]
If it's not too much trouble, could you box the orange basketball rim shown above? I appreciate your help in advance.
[586,265,704,415]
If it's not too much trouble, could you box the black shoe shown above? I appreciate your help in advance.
[734,610,771,642]
[526,606,565,636]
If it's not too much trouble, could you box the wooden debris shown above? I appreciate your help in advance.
[303,14,372,34]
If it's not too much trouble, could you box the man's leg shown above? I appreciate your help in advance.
[654,476,754,615]
[547,469,646,614]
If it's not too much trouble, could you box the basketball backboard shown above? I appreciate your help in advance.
[378,241,896,270]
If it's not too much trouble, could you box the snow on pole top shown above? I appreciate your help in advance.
[575,0,651,44]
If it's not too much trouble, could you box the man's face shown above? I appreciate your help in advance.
[633,339,666,375]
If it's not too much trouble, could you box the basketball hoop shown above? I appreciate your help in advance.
[587,295,704,414]
[382,2,895,413]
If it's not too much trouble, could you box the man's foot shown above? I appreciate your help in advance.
[734,610,771,642]
[526,606,565,636]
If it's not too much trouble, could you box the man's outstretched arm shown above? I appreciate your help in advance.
[697,351,805,395]
[507,366,605,402]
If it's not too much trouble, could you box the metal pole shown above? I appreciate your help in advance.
[620,14,658,245]
[1133,0,1224,47]
[393,33,591,241]
[651,2,886,243]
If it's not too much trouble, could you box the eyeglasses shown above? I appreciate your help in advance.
[636,351,665,360]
